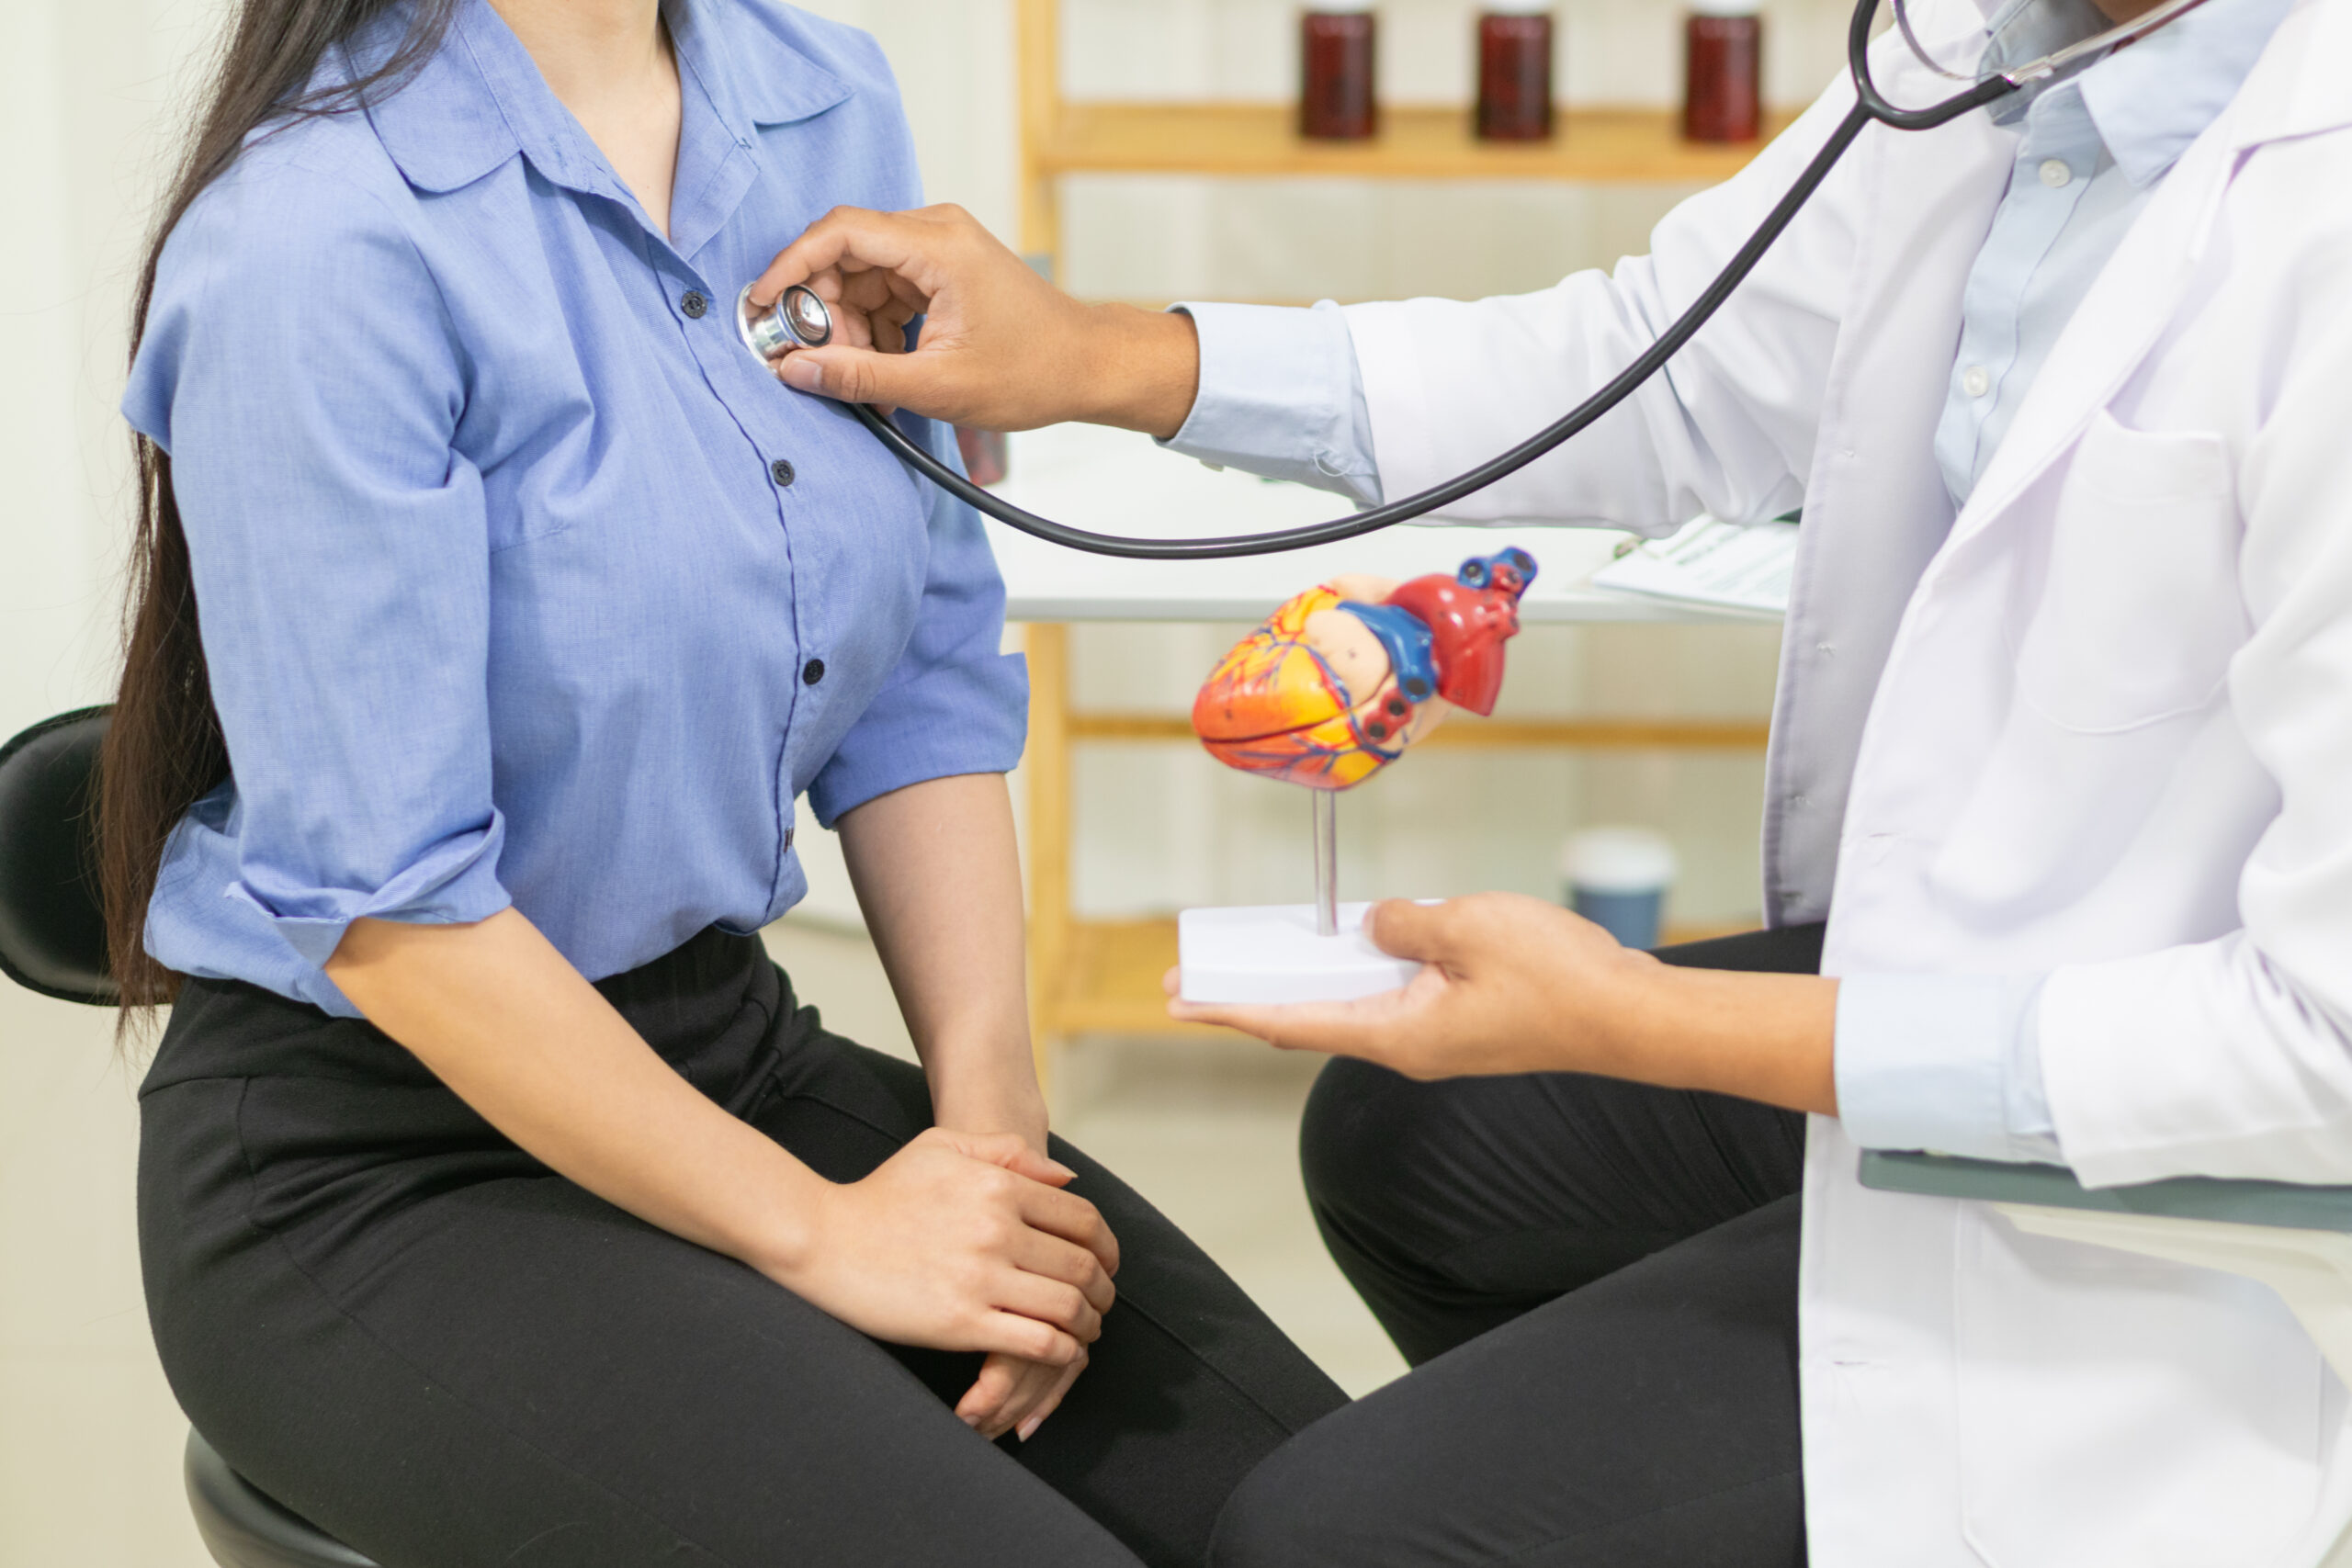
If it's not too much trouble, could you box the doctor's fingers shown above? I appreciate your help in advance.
[775,341,989,422]
[1167,976,1439,1059]
[1363,897,1473,967]
[751,203,986,310]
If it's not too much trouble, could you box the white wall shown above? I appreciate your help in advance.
[4,0,237,1561]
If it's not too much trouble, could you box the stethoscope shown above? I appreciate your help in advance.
[738,0,2209,561]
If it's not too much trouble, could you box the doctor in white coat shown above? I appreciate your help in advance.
[751,0,2352,1556]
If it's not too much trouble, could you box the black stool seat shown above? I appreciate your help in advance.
[0,706,115,1004]
[0,709,380,1568]
[185,1431,381,1568]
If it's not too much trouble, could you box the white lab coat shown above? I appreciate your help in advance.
[1340,0,2352,1559]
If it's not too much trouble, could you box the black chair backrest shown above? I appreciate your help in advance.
[0,706,117,1006]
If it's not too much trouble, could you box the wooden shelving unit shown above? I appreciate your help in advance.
[1015,0,1792,265]
[1009,0,1786,1055]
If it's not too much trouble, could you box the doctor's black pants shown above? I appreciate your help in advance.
[137,927,1347,1568]
[1209,923,1821,1568]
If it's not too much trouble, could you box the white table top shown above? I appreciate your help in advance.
[984,424,1775,626]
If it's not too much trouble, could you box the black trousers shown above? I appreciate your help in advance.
[138,928,1345,1568]
[1211,924,1823,1568]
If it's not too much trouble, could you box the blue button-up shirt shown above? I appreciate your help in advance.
[1164,0,2286,1161]
[122,0,1025,1018]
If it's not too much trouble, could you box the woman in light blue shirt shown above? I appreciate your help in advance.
[107,2,1342,1562]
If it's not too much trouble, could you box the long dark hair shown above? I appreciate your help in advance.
[103,0,457,1020]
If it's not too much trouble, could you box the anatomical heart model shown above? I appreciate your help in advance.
[1178,548,1538,1003]
[1192,547,1535,789]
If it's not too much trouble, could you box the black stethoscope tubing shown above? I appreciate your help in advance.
[832,0,2017,561]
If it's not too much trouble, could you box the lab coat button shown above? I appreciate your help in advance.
[681,289,708,319]
[2038,159,2073,189]
[1962,365,1991,398]
[771,458,796,488]
[803,659,826,686]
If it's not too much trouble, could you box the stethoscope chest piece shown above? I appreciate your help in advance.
[737,282,833,364]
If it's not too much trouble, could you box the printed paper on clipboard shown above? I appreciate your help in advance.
[1590,515,1796,618]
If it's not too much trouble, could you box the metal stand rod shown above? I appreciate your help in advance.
[1313,790,1339,938]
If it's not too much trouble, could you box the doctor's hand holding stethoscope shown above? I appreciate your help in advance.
[739,0,2352,1553]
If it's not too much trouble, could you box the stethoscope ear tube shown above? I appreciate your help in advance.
[775,0,2018,561]
[840,97,1884,561]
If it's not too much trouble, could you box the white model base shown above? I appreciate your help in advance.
[1177,903,1420,1005]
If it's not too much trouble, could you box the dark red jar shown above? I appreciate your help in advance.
[1476,5,1555,142]
[1301,5,1377,141]
[1683,0,1762,143]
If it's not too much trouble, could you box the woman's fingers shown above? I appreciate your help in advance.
[1013,1180,1121,1277]
[993,1270,1103,1345]
[978,1309,1084,1367]
[956,1350,1087,1442]
[1013,1228,1116,1315]
[924,1126,1076,1186]
[1013,1355,1086,1443]
[954,1352,1021,1436]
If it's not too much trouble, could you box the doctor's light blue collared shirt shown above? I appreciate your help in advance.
[121,0,1027,1018]
[1160,0,2290,1164]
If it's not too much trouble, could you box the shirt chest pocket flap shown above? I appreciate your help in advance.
[2007,409,2246,735]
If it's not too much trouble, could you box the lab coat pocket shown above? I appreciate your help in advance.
[1953,1207,2322,1568]
[2007,410,2245,735]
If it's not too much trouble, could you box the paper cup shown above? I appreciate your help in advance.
[1560,828,1678,949]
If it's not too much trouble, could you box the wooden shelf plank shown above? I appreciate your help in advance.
[1036,102,1797,184]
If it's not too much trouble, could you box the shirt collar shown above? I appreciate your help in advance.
[362,0,849,197]
[2075,0,2295,183]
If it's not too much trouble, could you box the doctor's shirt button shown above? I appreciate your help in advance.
[1962,365,1991,399]
[2038,159,2074,188]
[802,659,826,685]
[771,458,796,487]
[681,289,709,319]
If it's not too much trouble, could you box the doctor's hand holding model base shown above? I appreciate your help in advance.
[757,0,2352,1557]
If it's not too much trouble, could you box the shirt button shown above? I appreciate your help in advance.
[2038,159,2073,189]
[1962,365,1992,398]
[802,659,826,686]
[681,288,708,319]
[771,458,796,488]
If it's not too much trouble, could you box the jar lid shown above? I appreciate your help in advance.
[1560,828,1679,893]
[1482,1,1555,14]
[1306,1,1375,13]
[1689,0,1761,15]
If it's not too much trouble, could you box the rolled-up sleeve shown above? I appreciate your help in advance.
[805,416,1028,827]
[1161,300,1384,505]
[122,157,510,971]
[1835,973,2059,1163]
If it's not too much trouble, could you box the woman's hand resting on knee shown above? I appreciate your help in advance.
[769,1125,1120,1440]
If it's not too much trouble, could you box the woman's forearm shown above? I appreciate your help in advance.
[327,907,1117,1374]
[837,773,1046,1149]
[326,908,828,1274]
